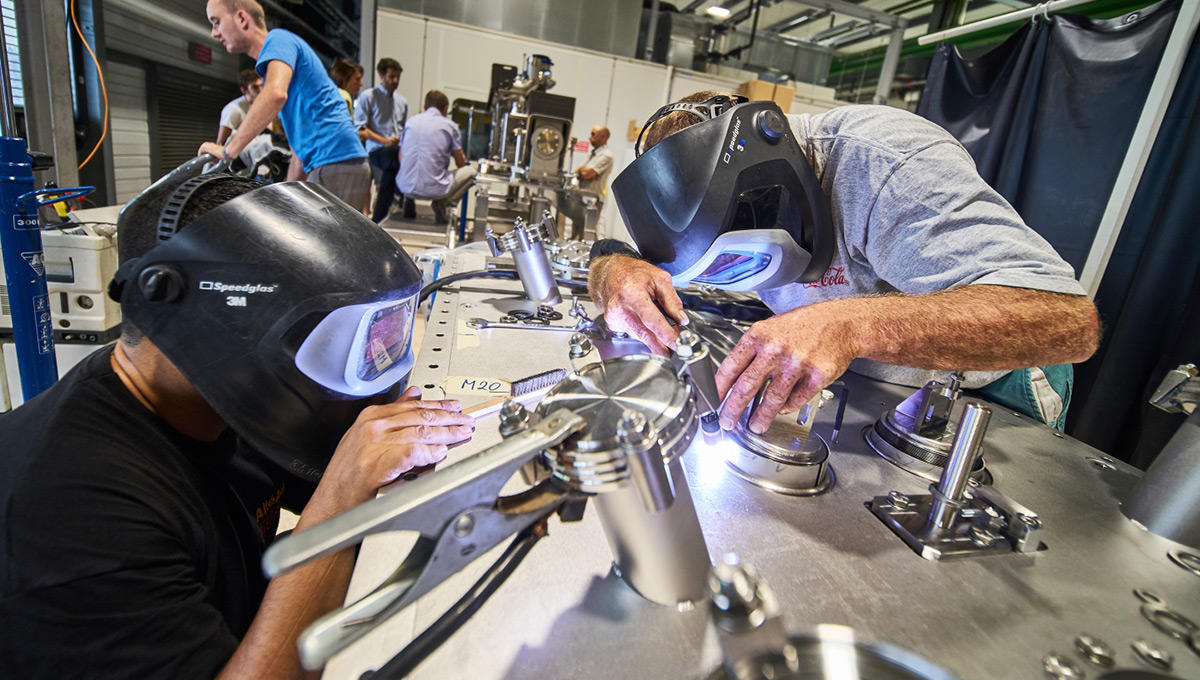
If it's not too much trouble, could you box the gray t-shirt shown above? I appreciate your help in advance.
[757,105,1086,388]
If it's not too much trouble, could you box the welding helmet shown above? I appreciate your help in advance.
[108,167,423,482]
[612,95,833,291]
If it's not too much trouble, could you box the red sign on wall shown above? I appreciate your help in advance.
[190,42,213,64]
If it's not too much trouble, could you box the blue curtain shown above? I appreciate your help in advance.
[919,0,1200,465]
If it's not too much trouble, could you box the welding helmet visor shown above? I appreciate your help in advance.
[614,96,833,292]
[110,175,423,481]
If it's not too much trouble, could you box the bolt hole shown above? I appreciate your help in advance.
[436,333,445,337]
[432,347,442,352]
[423,383,436,389]
[428,365,439,369]
[402,472,419,482]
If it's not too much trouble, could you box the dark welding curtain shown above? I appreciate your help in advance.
[1070,26,1200,468]
[918,0,1180,273]
[918,0,1200,466]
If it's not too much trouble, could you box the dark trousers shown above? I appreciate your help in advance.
[367,146,401,223]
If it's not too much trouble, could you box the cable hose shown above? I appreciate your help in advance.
[418,269,587,304]
[361,522,547,679]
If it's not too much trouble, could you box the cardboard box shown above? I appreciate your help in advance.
[772,83,794,114]
[738,80,794,113]
[738,80,776,102]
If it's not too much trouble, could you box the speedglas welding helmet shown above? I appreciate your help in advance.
[612,95,834,291]
[108,168,423,482]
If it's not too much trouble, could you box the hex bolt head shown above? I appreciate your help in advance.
[969,525,999,548]
[1019,513,1043,530]
[1043,653,1085,679]
[1132,638,1173,671]
[1074,634,1114,666]
[886,491,912,510]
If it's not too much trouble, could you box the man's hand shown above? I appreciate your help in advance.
[588,255,688,356]
[198,142,226,160]
[387,136,400,147]
[309,386,475,517]
[715,302,859,434]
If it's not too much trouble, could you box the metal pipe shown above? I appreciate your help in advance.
[0,13,17,136]
[873,26,906,105]
[644,0,662,61]
[918,0,1094,45]
[926,402,990,532]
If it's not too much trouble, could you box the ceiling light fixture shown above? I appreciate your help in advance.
[707,6,732,18]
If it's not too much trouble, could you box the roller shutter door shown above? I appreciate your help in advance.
[151,65,237,177]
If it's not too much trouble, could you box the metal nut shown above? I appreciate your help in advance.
[886,491,912,511]
[1043,653,1085,679]
[1131,638,1173,671]
[1074,634,1114,666]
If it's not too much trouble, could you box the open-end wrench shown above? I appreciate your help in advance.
[467,317,581,332]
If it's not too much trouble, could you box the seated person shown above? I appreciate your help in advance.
[589,92,1099,434]
[0,172,474,678]
[397,89,474,225]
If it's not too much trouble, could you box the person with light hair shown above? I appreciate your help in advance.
[199,0,370,209]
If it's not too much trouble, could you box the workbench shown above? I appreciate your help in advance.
[321,249,1200,680]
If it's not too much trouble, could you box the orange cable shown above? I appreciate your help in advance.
[70,0,108,170]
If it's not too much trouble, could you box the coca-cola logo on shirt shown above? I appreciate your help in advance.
[802,266,848,288]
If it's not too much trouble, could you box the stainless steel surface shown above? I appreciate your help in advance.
[1139,603,1197,641]
[1167,549,1200,577]
[617,410,676,513]
[322,247,1200,680]
[710,627,961,680]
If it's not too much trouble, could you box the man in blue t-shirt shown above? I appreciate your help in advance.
[201,0,369,209]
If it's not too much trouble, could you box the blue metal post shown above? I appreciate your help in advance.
[0,141,58,398]
[0,18,58,399]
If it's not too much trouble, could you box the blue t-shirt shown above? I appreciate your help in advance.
[256,29,365,173]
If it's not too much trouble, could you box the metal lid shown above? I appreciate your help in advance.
[706,631,961,679]
[547,239,592,280]
[536,354,697,461]
[725,410,834,496]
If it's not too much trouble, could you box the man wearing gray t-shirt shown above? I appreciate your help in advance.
[589,92,1098,436]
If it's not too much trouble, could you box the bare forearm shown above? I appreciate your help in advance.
[361,127,389,145]
[840,284,1099,370]
[217,494,360,680]
[226,93,285,158]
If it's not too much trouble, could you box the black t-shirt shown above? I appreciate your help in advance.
[0,346,299,678]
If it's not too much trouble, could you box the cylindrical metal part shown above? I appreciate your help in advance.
[593,456,712,605]
[937,402,991,501]
[927,402,991,532]
[1123,408,1200,548]
[510,238,562,305]
[617,411,676,513]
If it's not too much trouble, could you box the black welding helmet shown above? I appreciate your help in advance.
[109,169,423,482]
[613,95,833,291]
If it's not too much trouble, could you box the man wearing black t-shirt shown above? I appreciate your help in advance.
[0,176,472,678]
